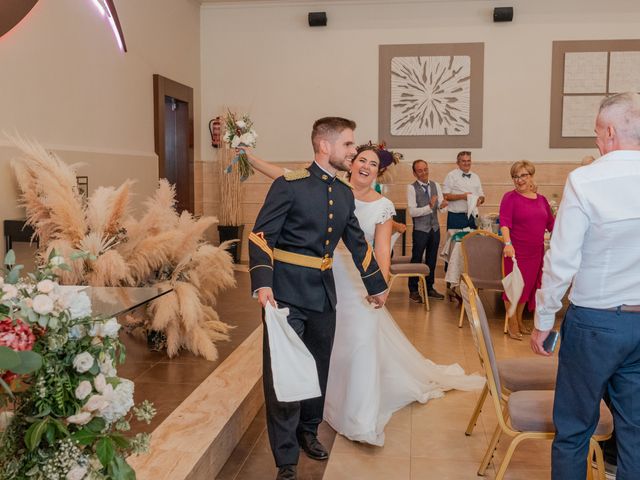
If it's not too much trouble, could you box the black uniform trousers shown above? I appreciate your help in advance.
[408,228,440,291]
[262,298,336,467]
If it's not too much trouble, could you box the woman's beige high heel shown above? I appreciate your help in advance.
[507,316,523,341]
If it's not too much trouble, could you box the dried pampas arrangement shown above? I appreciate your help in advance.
[9,135,236,361]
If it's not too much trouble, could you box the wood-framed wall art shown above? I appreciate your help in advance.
[549,39,640,148]
[378,42,484,149]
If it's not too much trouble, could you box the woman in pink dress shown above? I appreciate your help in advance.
[500,160,555,339]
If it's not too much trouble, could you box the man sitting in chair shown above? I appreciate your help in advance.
[406,159,447,302]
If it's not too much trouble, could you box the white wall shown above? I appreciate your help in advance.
[0,0,201,240]
[201,0,640,164]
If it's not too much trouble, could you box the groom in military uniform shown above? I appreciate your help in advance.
[249,117,388,480]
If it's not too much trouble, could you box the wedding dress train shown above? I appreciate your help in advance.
[323,197,485,446]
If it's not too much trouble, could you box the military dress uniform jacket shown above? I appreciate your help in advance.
[249,162,387,312]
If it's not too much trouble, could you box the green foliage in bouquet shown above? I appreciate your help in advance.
[0,251,155,480]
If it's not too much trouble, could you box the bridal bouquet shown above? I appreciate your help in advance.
[223,111,257,181]
[0,251,155,480]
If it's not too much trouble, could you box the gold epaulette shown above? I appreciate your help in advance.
[336,176,354,188]
[283,169,310,181]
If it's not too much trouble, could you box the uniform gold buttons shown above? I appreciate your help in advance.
[324,254,330,258]
[327,227,333,233]
[322,174,328,180]
[329,200,334,206]
[328,187,332,192]
[329,213,333,219]
[325,240,330,245]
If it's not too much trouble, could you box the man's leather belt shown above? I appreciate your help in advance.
[273,248,333,271]
[605,305,640,313]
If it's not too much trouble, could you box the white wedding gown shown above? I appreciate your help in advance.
[324,197,485,446]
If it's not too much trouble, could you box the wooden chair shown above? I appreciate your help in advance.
[458,230,508,331]
[387,255,429,311]
[459,274,612,479]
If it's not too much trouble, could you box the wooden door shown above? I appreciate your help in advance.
[153,75,194,214]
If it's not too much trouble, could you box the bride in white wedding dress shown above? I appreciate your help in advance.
[245,144,484,446]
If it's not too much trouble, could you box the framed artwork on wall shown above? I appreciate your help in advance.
[549,39,640,148]
[378,42,484,148]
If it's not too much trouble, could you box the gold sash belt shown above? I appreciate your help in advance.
[273,248,332,271]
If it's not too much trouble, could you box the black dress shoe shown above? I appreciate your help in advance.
[297,432,329,461]
[276,465,297,480]
[427,288,444,299]
[409,291,423,303]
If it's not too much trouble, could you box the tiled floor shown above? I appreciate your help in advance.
[218,279,566,480]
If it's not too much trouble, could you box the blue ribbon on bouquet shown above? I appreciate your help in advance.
[224,147,250,182]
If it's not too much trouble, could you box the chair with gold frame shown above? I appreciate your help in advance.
[458,230,508,332]
[460,274,612,479]
[388,255,430,311]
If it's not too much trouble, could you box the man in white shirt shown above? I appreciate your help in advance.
[531,92,640,480]
[442,151,485,229]
[406,159,448,301]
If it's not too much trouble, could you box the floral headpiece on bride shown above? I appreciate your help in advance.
[356,141,403,184]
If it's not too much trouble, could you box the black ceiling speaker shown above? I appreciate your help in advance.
[308,12,327,27]
[493,7,513,22]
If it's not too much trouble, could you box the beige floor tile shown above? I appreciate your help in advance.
[411,457,492,480]
[323,453,410,480]
[331,426,411,458]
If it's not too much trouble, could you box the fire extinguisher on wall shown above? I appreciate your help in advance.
[209,116,222,148]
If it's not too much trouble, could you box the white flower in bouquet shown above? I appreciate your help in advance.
[66,464,88,480]
[235,119,246,129]
[68,324,87,339]
[98,354,116,377]
[230,136,241,149]
[75,381,92,400]
[67,411,92,425]
[93,373,107,393]
[73,352,95,373]
[239,131,257,147]
[83,394,109,413]
[90,318,120,338]
[37,279,56,294]
[1,284,18,300]
[66,290,92,319]
[100,378,135,423]
[32,294,54,315]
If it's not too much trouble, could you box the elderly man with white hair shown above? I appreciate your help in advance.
[532,92,640,480]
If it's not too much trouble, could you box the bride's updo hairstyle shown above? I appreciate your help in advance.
[351,141,403,184]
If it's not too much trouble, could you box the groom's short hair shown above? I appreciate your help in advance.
[311,117,356,153]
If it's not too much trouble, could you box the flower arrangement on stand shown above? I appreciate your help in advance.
[0,251,155,479]
[9,135,236,361]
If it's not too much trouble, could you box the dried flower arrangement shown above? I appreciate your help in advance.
[9,136,236,361]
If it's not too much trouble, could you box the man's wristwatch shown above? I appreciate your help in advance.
[504,241,512,246]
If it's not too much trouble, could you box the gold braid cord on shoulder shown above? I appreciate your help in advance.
[283,169,310,181]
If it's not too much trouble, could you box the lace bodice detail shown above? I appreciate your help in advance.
[354,197,396,245]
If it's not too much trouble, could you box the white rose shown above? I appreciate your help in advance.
[75,381,92,400]
[102,318,120,338]
[235,120,246,129]
[37,279,56,294]
[94,373,107,393]
[1,284,18,300]
[67,411,92,425]
[32,294,54,315]
[223,131,231,143]
[68,291,92,319]
[66,465,88,480]
[50,255,65,266]
[83,394,109,412]
[99,355,116,377]
[73,352,94,373]
[99,379,134,423]
[230,136,241,148]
